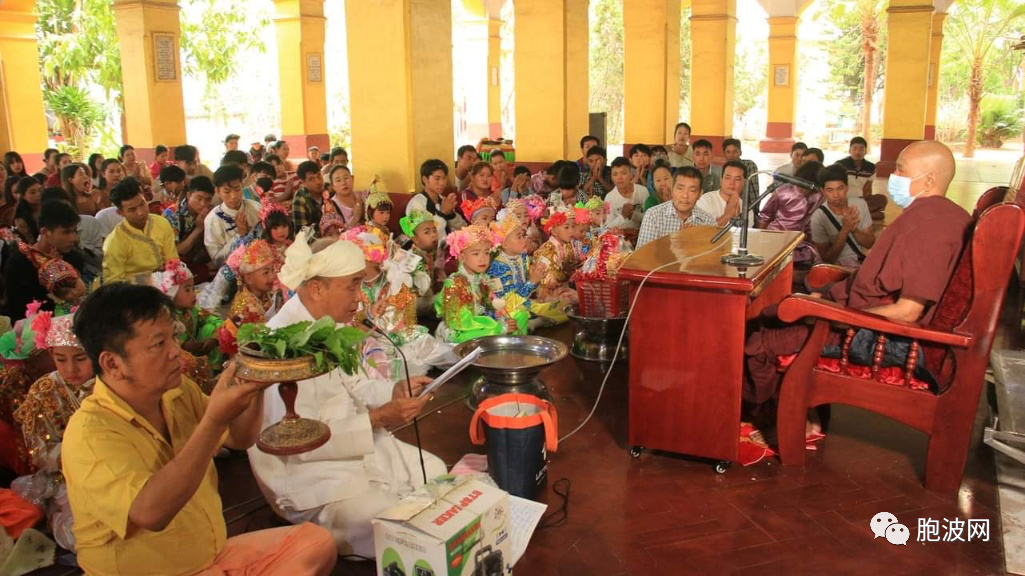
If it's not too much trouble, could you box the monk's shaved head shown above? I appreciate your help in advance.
[896,140,956,196]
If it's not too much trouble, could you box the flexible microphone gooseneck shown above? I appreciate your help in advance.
[361,318,428,485]
[772,172,819,191]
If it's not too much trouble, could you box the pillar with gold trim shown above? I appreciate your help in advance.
[759,16,798,153]
[347,0,454,193]
[112,0,187,161]
[513,0,589,162]
[878,0,933,175]
[624,0,682,148]
[924,12,945,141]
[689,0,737,153]
[0,0,54,170]
[273,0,329,161]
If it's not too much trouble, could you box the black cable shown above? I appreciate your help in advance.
[362,319,428,484]
[538,478,570,530]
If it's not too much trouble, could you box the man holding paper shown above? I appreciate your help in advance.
[248,230,447,558]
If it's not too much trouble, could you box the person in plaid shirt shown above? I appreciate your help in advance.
[637,167,715,248]
[290,161,325,235]
[580,146,613,199]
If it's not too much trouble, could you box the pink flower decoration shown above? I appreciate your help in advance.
[31,311,53,351]
[25,300,43,319]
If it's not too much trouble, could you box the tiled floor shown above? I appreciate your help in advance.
[31,151,1024,576]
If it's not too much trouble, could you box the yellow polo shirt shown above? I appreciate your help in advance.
[102,214,179,284]
[62,377,226,576]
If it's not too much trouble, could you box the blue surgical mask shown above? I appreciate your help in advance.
[888,172,927,208]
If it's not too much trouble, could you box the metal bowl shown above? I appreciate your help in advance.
[236,349,327,383]
[453,335,568,385]
[566,304,629,362]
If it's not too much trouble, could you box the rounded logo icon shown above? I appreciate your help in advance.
[886,523,910,546]
[870,512,898,538]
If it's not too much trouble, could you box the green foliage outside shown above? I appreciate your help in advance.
[589,0,625,144]
[976,95,1024,148]
[36,0,265,158]
[815,0,887,136]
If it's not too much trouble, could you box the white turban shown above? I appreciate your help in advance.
[278,229,366,291]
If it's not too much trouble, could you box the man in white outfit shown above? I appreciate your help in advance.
[248,231,447,558]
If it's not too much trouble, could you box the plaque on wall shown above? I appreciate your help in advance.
[307,53,323,83]
[773,65,789,88]
[154,33,177,82]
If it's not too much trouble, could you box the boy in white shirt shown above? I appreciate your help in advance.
[605,157,650,231]
[204,164,261,267]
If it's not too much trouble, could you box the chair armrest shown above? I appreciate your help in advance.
[777,294,971,348]
[806,264,853,292]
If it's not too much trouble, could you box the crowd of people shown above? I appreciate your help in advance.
[0,124,970,574]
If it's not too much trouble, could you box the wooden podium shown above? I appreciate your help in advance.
[618,227,803,465]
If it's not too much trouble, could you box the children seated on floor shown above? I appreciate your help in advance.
[487,208,566,329]
[436,224,527,343]
[218,239,278,355]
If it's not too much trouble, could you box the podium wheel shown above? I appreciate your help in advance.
[629,446,643,458]
[714,460,731,474]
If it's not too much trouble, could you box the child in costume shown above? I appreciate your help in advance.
[519,196,545,254]
[487,209,567,329]
[579,196,608,234]
[14,310,93,551]
[572,206,594,260]
[260,202,293,270]
[348,228,456,377]
[319,211,345,240]
[533,207,580,307]
[435,224,527,343]
[218,239,278,355]
[400,209,445,317]
[37,259,86,317]
[364,188,393,244]
[150,260,223,387]
[461,197,497,227]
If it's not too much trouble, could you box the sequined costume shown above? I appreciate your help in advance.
[533,237,579,306]
[435,265,527,343]
[174,306,224,390]
[486,251,567,327]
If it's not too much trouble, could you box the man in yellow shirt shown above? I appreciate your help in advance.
[62,283,337,576]
[101,178,179,284]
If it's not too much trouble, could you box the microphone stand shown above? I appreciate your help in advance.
[362,318,428,484]
[711,170,777,266]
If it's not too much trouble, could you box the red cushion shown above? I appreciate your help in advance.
[777,354,933,392]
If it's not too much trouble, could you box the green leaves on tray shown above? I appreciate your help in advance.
[237,317,367,375]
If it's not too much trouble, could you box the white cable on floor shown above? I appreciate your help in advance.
[559,235,734,443]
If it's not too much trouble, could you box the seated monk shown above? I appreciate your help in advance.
[62,283,337,576]
[248,229,446,558]
[744,141,971,431]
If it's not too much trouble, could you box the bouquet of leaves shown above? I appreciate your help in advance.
[237,317,367,375]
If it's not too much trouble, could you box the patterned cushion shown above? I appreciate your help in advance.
[777,353,933,392]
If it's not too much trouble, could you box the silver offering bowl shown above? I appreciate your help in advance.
[565,305,629,363]
[453,335,568,409]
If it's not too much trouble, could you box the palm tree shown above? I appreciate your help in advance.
[857,0,885,137]
[946,0,1025,158]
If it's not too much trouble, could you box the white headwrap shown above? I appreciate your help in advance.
[278,228,366,291]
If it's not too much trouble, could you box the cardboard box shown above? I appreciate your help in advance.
[373,476,512,576]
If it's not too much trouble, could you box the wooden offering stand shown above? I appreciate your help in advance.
[236,349,331,455]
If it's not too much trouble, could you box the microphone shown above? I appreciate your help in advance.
[361,318,428,484]
[772,172,819,191]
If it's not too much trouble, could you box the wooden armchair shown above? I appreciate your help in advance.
[774,195,1025,494]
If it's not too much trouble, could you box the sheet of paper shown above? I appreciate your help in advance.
[418,346,483,397]
[508,495,547,566]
